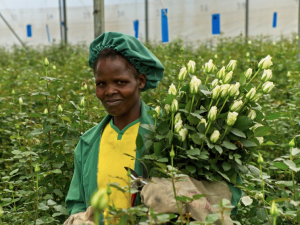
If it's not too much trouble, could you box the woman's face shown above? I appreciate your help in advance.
[94,56,146,117]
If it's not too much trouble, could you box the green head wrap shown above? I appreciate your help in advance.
[89,32,164,91]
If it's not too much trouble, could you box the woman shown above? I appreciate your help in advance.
[64,32,164,225]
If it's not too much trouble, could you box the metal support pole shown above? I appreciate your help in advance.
[145,0,149,42]
[0,12,26,48]
[59,0,67,44]
[63,0,67,43]
[245,0,249,39]
[93,0,105,38]
[298,0,300,61]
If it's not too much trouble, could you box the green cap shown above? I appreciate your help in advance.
[89,32,164,91]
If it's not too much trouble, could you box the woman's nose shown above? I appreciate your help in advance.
[105,84,118,96]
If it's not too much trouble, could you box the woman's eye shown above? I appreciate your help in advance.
[97,82,104,86]
[117,81,125,85]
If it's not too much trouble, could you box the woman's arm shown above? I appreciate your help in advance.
[65,140,87,215]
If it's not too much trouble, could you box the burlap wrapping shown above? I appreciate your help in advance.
[64,206,95,225]
[141,177,233,225]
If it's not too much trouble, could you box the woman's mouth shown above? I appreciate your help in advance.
[106,100,123,106]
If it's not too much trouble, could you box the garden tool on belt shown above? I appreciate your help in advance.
[124,161,149,206]
[63,206,95,225]
[140,176,234,225]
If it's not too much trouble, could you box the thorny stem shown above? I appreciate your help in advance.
[218,95,230,116]
[246,68,261,86]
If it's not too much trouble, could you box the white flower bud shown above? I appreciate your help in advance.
[227,112,238,126]
[52,65,56,70]
[179,128,188,142]
[229,82,240,97]
[189,76,202,94]
[12,89,16,95]
[91,189,108,212]
[246,88,256,101]
[204,59,216,74]
[223,71,233,84]
[211,79,219,88]
[171,99,178,113]
[153,106,160,119]
[164,104,170,115]
[252,93,263,102]
[256,137,264,145]
[247,110,256,120]
[208,106,218,121]
[57,104,63,113]
[270,201,278,217]
[174,113,181,124]
[230,100,243,111]
[210,130,220,143]
[258,55,273,70]
[43,108,48,115]
[197,118,207,129]
[246,52,250,57]
[44,57,49,66]
[187,60,196,74]
[220,84,231,98]
[81,82,88,91]
[226,60,237,72]
[244,68,253,80]
[212,85,221,100]
[287,71,291,77]
[178,67,188,81]
[216,66,226,79]
[262,81,275,94]
[168,83,177,95]
[80,97,86,108]
[261,69,272,82]
[250,123,263,131]
[174,119,183,133]
[19,97,23,104]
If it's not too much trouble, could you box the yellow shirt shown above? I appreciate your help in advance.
[97,118,140,209]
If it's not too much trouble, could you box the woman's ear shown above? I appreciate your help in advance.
[138,73,147,90]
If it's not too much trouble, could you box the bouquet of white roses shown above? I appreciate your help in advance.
[141,55,274,184]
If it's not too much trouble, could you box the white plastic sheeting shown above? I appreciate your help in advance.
[0,0,298,46]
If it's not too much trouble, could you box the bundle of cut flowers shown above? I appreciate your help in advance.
[141,56,274,184]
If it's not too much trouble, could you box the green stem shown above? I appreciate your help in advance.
[155,119,157,130]
[259,164,272,225]
[190,95,195,113]
[290,147,297,201]
[208,98,214,111]
[221,209,225,225]
[94,210,99,225]
[171,155,184,224]
[221,126,228,141]
[200,121,211,152]
[34,173,39,224]
[19,104,22,113]
[215,98,221,107]
[246,69,261,86]
[171,113,174,133]
[204,73,209,85]
[177,81,181,91]
[256,81,263,91]
[12,191,16,212]
[273,216,276,225]
[218,95,230,116]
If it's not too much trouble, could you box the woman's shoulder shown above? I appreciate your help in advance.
[80,114,112,144]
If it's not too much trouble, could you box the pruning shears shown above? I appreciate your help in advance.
[124,161,149,207]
